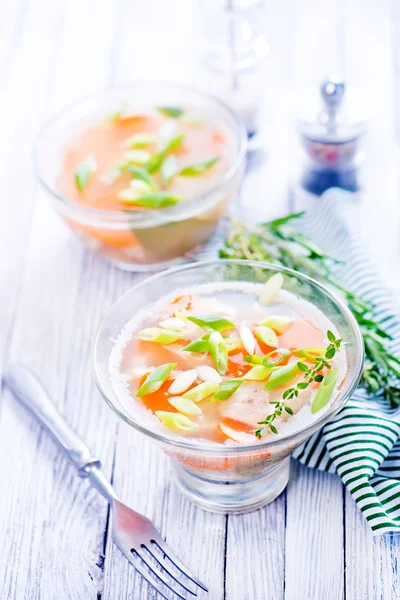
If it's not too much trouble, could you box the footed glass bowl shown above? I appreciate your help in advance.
[35,84,246,271]
[93,260,364,513]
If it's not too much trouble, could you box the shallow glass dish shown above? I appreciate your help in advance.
[93,260,364,513]
[35,84,247,271]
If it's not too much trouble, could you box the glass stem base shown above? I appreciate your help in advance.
[172,458,290,514]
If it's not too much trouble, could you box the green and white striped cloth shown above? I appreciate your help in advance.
[202,188,400,535]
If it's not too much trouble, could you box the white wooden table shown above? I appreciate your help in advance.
[1,1,400,598]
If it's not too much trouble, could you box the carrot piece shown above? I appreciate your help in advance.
[212,131,225,144]
[170,294,192,310]
[226,355,252,378]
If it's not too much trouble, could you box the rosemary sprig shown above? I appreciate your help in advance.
[220,213,400,406]
[255,332,341,438]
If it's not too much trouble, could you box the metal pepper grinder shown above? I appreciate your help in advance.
[297,76,368,195]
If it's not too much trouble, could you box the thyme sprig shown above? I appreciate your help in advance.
[255,332,342,438]
[220,213,400,406]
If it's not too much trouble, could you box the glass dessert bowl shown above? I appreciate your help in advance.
[35,84,247,271]
[93,260,364,513]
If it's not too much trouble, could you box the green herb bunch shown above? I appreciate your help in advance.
[220,213,400,406]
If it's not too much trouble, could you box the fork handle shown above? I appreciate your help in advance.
[4,364,101,474]
[5,364,119,503]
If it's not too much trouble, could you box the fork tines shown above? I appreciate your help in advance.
[127,535,208,599]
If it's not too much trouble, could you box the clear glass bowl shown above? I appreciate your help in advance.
[34,84,247,271]
[93,260,364,513]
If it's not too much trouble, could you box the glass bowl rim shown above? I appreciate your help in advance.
[33,82,248,226]
[92,259,365,453]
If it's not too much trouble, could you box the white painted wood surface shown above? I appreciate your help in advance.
[0,1,399,599]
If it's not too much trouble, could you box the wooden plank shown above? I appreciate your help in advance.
[0,1,120,598]
[285,462,344,600]
[342,3,400,596]
[41,254,134,598]
[225,495,286,600]
[0,0,65,378]
[284,3,347,598]
[102,2,226,598]
[224,3,293,597]
[344,491,399,600]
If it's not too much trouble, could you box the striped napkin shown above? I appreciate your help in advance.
[201,188,400,535]
[290,190,400,535]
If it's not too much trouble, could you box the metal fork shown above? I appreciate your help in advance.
[4,364,208,599]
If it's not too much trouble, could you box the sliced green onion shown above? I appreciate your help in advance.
[182,334,211,353]
[168,396,202,417]
[196,365,222,383]
[126,133,156,148]
[243,355,264,365]
[186,314,235,332]
[179,156,219,177]
[260,315,293,334]
[293,347,326,360]
[159,317,186,331]
[180,112,205,126]
[130,179,152,192]
[243,366,271,381]
[118,187,140,204]
[264,362,299,391]
[100,163,123,185]
[158,106,184,118]
[239,323,256,355]
[122,164,158,189]
[165,133,185,152]
[75,155,97,192]
[183,381,220,403]
[137,327,182,344]
[146,153,166,174]
[161,155,178,186]
[311,368,340,414]
[209,331,228,376]
[226,337,241,353]
[254,325,278,348]
[168,369,198,395]
[132,191,181,209]
[155,410,197,431]
[210,378,243,401]
[137,363,177,396]
[147,133,185,174]
[262,348,291,368]
[118,180,153,205]
[158,119,178,140]
[121,191,181,209]
[258,273,284,305]
[123,149,151,165]
[244,348,290,367]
